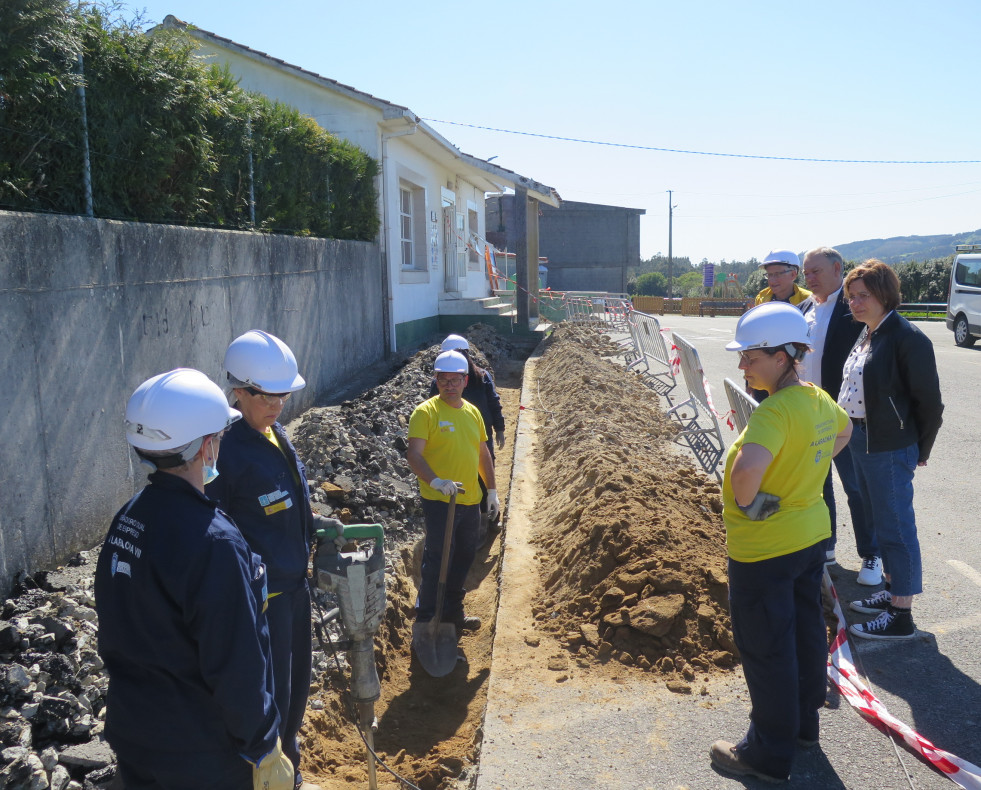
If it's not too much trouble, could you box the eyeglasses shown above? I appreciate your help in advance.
[436,374,466,386]
[245,386,291,406]
[765,268,796,279]
[737,349,778,364]
[846,292,874,304]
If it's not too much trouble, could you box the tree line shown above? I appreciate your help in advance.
[629,254,953,303]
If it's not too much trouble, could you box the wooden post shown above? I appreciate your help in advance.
[527,196,540,324]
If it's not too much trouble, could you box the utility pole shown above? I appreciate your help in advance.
[667,190,674,300]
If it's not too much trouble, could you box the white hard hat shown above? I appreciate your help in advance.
[758,250,801,271]
[125,369,241,452]
[434,350,469,374]
[726,302,811,353]
[224,330,305,393]
[440,334,470,352]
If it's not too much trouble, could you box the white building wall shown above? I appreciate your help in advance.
[189,45,383,158]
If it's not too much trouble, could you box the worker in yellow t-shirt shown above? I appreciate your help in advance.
[710,302,851,784]
[407,350,498,634]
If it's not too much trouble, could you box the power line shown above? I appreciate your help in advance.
[423,118,981,165]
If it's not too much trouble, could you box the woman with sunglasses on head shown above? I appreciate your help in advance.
[207,329,340,790]
[839,260,944,641]
[710,302,852,784]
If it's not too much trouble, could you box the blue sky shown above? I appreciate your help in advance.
[130,0,981,264]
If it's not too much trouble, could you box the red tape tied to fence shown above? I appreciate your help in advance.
[825,575,981,789]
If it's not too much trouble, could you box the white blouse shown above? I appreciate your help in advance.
[838,326,870,418]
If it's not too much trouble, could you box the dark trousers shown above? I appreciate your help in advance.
[728,541,827,780]
[266,584,313,784]
[115,746,251,790]
[823,443,879,558]
[415,499,480,623]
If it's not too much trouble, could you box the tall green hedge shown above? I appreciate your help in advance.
[0,1,379,240]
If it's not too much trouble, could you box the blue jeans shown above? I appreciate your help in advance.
[847,424,922,597]
[416,499,480,623]
[728,541,827,780]
[823,443,879,558]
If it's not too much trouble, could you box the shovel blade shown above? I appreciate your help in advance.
[411,620,458,677]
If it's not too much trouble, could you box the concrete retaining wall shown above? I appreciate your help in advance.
[0,211,384,594]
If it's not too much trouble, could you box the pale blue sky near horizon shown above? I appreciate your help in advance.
[130,0,981,264]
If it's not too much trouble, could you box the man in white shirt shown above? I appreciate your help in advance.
[801,247,882,585]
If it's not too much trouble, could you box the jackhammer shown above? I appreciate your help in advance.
[313,524,387,790]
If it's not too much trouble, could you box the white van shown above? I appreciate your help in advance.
[946,244,981,347]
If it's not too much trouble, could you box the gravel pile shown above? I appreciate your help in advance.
[0,558,114,790]
[0,324,518,789]
[292,324,515,549]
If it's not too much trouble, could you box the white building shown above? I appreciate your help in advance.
[160,16,559,350]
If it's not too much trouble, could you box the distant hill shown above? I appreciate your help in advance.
[836,229,981,264]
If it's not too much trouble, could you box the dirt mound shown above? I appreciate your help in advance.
[531,324,737,688]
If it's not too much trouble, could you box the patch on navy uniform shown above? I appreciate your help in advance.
[110,552,132,578]
[263,497,293,516]
[258,488,289,507]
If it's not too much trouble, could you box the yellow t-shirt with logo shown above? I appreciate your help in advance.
[408,396,487,506]
[723,383,848,562]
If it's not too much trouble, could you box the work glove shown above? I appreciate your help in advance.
[736,491,781,521]
[430,478,464,497]
[486,489,501,521]
[251,738,294,790]
[495,430,506,450]
[314,515,347,551]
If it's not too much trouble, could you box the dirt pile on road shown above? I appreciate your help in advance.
[531,324,737,687]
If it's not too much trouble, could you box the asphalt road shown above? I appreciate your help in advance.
[476,315,981,790]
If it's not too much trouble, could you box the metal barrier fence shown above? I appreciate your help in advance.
[624,311,677,397]
[723,378,757,434]
[666,332,726,479]
[563,295,633,330]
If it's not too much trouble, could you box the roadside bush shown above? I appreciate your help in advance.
[0,3,379,240]
[633,271,667,296]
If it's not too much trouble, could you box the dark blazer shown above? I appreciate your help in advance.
[799,288,864,401]
[857,311,944,462]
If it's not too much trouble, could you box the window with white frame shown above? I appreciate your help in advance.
[399,181,426,270]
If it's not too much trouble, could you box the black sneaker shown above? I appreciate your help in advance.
[849,589,891,614]
[849,609,915,640]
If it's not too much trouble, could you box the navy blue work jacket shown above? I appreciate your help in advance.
[94,472,279,763]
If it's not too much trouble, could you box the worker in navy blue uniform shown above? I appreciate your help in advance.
[207,330,341,790]
[428,334,506,544]
[95,368,294,790]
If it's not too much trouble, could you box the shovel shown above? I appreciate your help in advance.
[412,491,459,677]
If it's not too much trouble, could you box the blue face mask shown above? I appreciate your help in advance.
[203,437,220,486]
[203,463,220,486]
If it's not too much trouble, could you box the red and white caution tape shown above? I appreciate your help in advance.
[659,327,683,375]
[826,575,981,789]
